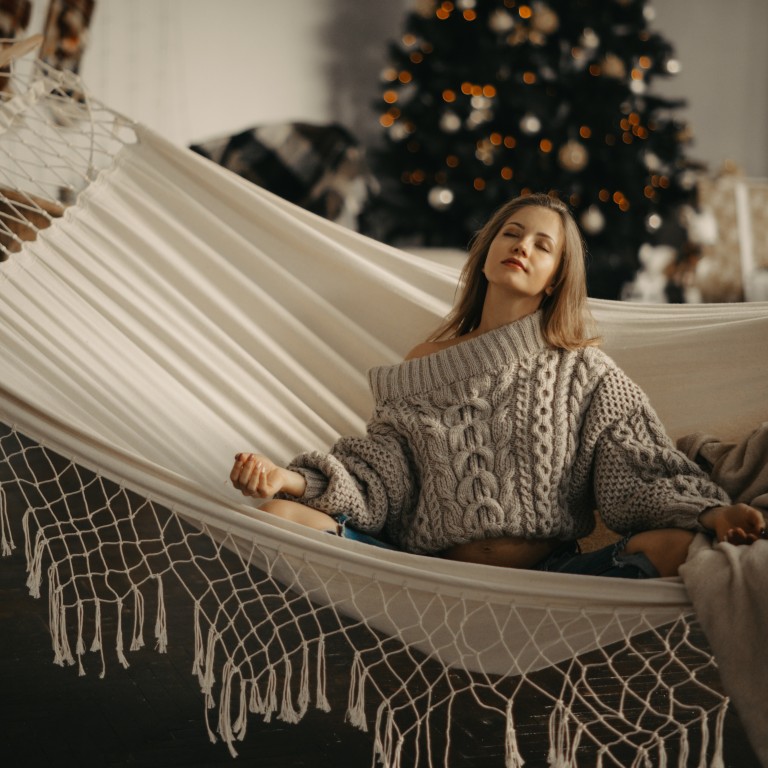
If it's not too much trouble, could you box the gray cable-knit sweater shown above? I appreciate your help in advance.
[284,312,729,554]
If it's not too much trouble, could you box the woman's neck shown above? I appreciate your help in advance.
[475,288,542,335]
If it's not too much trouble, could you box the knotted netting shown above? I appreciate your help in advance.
[1,50,766,767]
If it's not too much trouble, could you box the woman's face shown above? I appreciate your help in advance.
[483,205,564,307]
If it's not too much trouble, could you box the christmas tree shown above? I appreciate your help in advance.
[364,0,699,299]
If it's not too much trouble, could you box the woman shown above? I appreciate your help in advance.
[230,193,765,578]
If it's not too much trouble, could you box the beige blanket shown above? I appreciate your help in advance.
[678,424,768,767]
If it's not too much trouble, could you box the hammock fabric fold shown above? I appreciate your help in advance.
[1,68,768,767]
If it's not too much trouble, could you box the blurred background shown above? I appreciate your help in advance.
[4,0,768,301]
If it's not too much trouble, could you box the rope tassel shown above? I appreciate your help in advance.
[0,486,14,555]
[346,651,368,732]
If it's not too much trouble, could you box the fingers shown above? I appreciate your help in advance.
[725,527,753,545]
[231,453,264,496]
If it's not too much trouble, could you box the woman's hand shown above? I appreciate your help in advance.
[698,503,767,545]
[230,452,306,498]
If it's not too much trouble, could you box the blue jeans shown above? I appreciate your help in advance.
[332,514,400,550]
[532,534,660,579]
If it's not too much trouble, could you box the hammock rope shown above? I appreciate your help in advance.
[1,56,767,767]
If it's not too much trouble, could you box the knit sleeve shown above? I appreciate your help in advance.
[592,399,730,534]
[281,420,418,536]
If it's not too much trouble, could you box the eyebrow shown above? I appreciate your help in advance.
[504,220,557,243]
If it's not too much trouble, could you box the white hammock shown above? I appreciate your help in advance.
[1,60,767,767]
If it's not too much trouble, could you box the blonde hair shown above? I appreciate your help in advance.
[430,193,600,350]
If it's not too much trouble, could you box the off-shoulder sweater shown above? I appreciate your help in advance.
[282,311,729,554]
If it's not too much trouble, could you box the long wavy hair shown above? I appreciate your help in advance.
[429,193,600,350]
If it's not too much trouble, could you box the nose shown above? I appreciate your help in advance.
[512,235,531,257]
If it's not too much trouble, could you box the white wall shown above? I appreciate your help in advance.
[23,0,768,176]
[652,0,768,178]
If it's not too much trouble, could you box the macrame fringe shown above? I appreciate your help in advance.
[709,698,729,768]
[297,642,310,716]
[0,485,14,555]
[373,702,405,768]
[192,601,204,683]
[25,521,44,598]
[154,575,167,652]
[249,666,281,724]
[504,698,524,768]
[201,625,218,708]
[346,650,368,731]
[678,723,690,768]
[231,675,249,743]
[115,597,129,668]
[75,600,86,676]
[278,657,301,723]
[48,565,75,668]
[547,700,571,768]
[315,636,331,712]
[217,659,239,758]
[130,586,145,651]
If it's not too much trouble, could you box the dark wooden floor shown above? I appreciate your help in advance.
[0,432,761,768]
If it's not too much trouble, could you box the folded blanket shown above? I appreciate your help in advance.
[678,423,768,766]
[680,537,768,767]
[677,422,768,511]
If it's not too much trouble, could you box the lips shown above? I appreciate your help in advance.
[502,257,526,271]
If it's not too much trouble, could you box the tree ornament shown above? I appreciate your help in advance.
[531,3,559,35]
[645,213,663,232]
[389,122,409,141]
[475,138,495,165]
[678,169,697,190]
[558,140,589,171]
[520,113,542,134]
[489,9,515,33]
[467,109,492,128]
[580,205,605,235]
[601,53,626,79]
[440,111,462,132]
[428,186,455,210]
[580,28,600,49]
[413,0,437,18]
[643,151,661,171]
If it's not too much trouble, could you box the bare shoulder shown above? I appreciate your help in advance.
[405,336,469,361]
[404,339,449,361]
